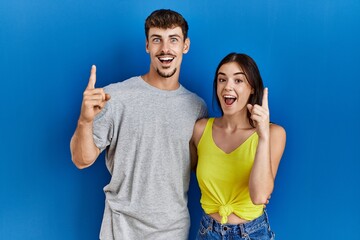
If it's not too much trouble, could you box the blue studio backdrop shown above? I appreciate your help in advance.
[1,0,359,239]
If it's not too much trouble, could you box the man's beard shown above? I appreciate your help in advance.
[157,68,177,78]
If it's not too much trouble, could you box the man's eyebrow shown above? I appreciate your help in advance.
[149,34,182,39]
[149,34,162,38]
[169,34,182,38]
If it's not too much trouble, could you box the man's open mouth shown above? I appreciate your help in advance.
[158,56,175,64]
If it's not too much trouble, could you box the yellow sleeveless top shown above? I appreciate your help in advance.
[196,118,263,224]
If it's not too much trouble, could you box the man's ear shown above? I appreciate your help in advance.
[145,39,149,53]
[183,38,190,54]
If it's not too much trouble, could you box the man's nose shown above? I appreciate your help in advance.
[161,41,170,53]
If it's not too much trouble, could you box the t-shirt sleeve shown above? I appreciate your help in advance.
[198,98,208,119]
[93,101,114,152]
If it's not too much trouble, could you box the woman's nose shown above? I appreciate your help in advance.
[224,81,233,91]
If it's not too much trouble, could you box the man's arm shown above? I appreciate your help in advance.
[70,65,110,169]
[70,121,100,169]
[190,118,208,171]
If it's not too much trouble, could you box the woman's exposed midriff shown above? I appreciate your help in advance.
[209,212,250,225]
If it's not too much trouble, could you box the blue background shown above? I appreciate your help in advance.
[1,0,359,239]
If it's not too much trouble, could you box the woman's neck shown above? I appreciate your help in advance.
[217,113,253,132]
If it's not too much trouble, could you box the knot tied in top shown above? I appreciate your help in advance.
[219,204,234,224]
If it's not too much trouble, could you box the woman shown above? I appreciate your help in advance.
[190,53,286,239]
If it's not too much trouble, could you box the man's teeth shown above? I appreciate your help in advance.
[159,57,174,61]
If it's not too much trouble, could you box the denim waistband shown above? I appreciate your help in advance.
[200,210,269,236]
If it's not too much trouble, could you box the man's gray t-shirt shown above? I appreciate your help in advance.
[93,76,207,240]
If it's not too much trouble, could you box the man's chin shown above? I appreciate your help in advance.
[157,68,177,78]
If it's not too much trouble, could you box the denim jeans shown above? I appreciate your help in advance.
[195,210,275,240]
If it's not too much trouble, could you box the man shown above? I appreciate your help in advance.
[70,9,207,239]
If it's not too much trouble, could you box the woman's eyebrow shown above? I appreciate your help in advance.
[217,71,245,76]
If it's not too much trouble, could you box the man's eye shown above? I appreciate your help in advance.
[152,38,161,43]
[170,38,179,43]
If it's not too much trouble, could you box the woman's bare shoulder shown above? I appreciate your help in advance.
[270,123,286,144]
[192,118,210,144]
[195,118,209,127]
[270,123,286,135]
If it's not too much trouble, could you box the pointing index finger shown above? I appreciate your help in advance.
[87,65,96,89]
[262,87,269,109]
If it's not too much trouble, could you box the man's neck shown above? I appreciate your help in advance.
[141,71,180,90]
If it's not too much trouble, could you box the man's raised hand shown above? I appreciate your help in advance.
[79,65,111,123]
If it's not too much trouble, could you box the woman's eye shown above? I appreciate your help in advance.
[235,79,243,83]
[218,78,226,83]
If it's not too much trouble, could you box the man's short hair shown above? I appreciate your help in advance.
[145,9,189,41]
